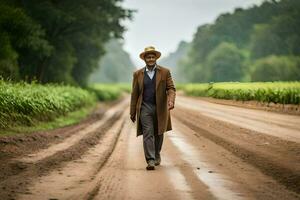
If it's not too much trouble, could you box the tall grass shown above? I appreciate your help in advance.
[0,80,97,129]
[88,83,130,101]
[181,82,300,104]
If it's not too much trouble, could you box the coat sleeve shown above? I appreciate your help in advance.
[130,72,139,117]
[166,70,176,105]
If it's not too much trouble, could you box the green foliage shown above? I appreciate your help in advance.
[0,3,51,80]
[250,9,300,59]
[159,41,191,83]
[88,83,130,101]
[180,82,300,104]
[207,42,245,82]
[0,79,97,129]
[179,0,300,82]
[89,40,135,83]
[182,83,212,97]
[0,0,132,86]
[250,55,300,81]
[2,104,95,136]
[190,24,218,64]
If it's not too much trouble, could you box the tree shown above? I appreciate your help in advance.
[20,0,132,86]
[0,3,51,80]
[178,0,300,83]
[0,0,132,86]
[250,55,300,81]
[250,10,300,59]
[89,39,135,83]
[159,41,191,83]
[207,42,245,82]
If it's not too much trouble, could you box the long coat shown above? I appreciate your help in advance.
[130,65,176,137]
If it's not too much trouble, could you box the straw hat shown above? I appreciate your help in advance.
[139,46,161,60]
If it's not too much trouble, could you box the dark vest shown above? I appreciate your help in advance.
[143,68,156,104]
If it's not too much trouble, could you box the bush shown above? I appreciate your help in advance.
[250,55,300,81]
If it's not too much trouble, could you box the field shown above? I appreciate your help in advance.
[179,82,300,104]
[88,83,131,101]
[0,80,131,132]
[2,80,299,132]
[0,80,97,130]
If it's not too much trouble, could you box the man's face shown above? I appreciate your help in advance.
[144,53,157,67]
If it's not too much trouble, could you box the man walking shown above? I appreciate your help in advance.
[130,46,176,170]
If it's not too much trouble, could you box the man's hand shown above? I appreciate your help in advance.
[168,101,174,110]
[130,115,136,123]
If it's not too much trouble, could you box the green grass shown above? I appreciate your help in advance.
[1,102,97,136]
[88,83,131,101]
[0,81,131,135]
[0,79,97,130]
[180,82,300,104]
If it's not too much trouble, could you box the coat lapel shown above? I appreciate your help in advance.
[155,65,161,91]
[138,67,145,93]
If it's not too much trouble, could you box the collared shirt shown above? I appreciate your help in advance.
[145,65,157,80]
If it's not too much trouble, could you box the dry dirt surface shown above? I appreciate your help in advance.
[0,94,300,200]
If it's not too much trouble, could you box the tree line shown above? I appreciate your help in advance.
[0,0,132,86]
[89,39,135,83]
[178,0,300,83]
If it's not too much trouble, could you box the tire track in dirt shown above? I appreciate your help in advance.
[1,95,299,199]
[170,119,300,200]
[176,96,300,143]
[17,98,129,163]
[173,105,300,194]
[0,98,129,200]
[0,113,104,182]
[89,120,138,200]
[91,116,199,200]
[17,109,128,200]
[89,110,299,200]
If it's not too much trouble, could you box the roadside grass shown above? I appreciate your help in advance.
[179,82,300,105]
[1,102,97,136]
[88,83,131,101]
[0,81,130,136]
[0,80,97,131]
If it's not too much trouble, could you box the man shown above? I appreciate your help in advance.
[130,46,176,170]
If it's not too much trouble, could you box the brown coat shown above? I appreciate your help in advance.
[130,65,176,137]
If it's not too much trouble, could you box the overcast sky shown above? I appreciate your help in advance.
[121,0,264,66]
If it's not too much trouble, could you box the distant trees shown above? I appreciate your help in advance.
[207,42,245,82]
[0,0,132,86]
[89,40,135,83]
[159,41,190,83]
[250,56,300,81]
[250,10,300,59]
[178,0,300,82]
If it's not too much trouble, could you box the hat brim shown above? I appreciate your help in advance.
[140,50,161,60]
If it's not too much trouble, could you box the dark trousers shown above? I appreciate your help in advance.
[140,101,164,163]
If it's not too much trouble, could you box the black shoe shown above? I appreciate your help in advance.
[146,160,155,170]
[155,157,161,166]
[155,158,160,166]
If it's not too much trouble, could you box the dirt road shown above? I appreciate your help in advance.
[0,95,299,200]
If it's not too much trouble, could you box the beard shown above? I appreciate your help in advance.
[147,63,156,68]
